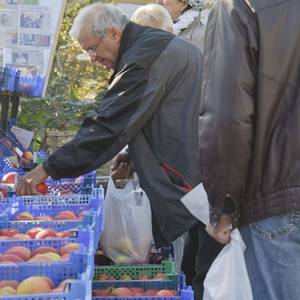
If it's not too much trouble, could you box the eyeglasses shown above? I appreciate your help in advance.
[84,36,104,56]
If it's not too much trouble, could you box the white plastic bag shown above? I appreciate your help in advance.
[100,177,153,264]
[203,229,253,300]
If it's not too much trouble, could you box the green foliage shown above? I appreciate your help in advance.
[18,94,104,150]
[18,0,110,150]
[47,0,110,100]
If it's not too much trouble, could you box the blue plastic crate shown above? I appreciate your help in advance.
[0,280,89,300]
[93,275,185,291]
[92,276,194,300]
[0,67,18,93]
[0,170,97,196]
[0,213,94,233]
[0,265,90,300]
[16,74,45,97]
[6,187,103,213]
[45,172,97,195]
[0,158,14,182]
[0,229,94,256]
[0,229,94,280]
[92,287,194,300]
[0,188,103,249]
[0,250,93,279]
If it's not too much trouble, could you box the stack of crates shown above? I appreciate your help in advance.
[0,171,104,299]
[92,260,194,300]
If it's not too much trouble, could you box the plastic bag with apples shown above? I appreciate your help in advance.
[100,176,153,264]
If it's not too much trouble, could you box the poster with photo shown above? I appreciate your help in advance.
[20,6,50,32]
[4,47,44,75]
[0,9,18,47]
[20,33,50,47]
[0,0,66,97]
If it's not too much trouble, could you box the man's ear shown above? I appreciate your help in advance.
[109,26,122,43]
[180,1,189,12]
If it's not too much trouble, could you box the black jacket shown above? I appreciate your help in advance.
[44,22,203,246]
[199,0,300,226]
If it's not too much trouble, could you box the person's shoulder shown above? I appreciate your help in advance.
[243,0,292,11]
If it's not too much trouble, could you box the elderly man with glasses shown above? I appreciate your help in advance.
[17,4,223,298]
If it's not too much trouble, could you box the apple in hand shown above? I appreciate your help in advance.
[36,183,48,194]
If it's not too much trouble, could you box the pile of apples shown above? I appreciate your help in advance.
[14,210,87,221]
[0,276,73,296]
[96,272,166,281]
[0,243,79,264]
[0,227,71,240]
[93,287,177,297]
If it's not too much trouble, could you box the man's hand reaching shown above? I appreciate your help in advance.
[17,164,49,196]
[110,152,134,182]
[206,214,232,244]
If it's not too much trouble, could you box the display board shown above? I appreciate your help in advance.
[0,0,66,97]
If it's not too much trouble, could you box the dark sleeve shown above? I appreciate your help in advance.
[43,63,165,179]
[198,0,258,224]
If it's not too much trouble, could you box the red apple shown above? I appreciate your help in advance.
[35,229,57,239]
[96,274,115,280]
[5,246,31,261]
[0,254,24,263]
[0,280,19,289]
[144,289,159,296]
[137,274,150,280]
[36,183,48,195]
[54,211,77,220]
[26,227,43,239]
[22,151,33,161]
[153,272,165,280]
[10,233,31,240]
[110,287,133,296]
[93,289,111,296]
[32,246,58,256]
[156,289,176,296]
[57,231,69,238]
[1,172,18,184]
[15,212,34,221]
[130,288,145,296]
[0,229,18,237]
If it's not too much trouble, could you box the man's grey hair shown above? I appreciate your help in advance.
[131,4,173,32]
[70,3,129,39]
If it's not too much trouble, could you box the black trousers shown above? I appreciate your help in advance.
[181,221,224,300]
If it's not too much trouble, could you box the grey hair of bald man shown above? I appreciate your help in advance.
[131,4,173,32]
[69,3,129,39]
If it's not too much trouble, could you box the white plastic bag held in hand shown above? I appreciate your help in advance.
[100,177,153,264]
[203,229,253,300]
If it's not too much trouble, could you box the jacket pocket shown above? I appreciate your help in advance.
[160,163,192,192]
[249,211,300,240]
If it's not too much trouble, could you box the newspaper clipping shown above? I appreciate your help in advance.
[0,0,51,72]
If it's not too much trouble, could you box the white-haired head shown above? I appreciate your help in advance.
[131,4,173,32]
[70,3,129,40]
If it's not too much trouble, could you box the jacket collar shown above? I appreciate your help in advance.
[109,21,144,84]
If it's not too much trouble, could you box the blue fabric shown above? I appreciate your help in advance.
[241,211,300,300]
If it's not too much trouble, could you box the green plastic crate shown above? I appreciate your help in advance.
[94,259,176,280]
